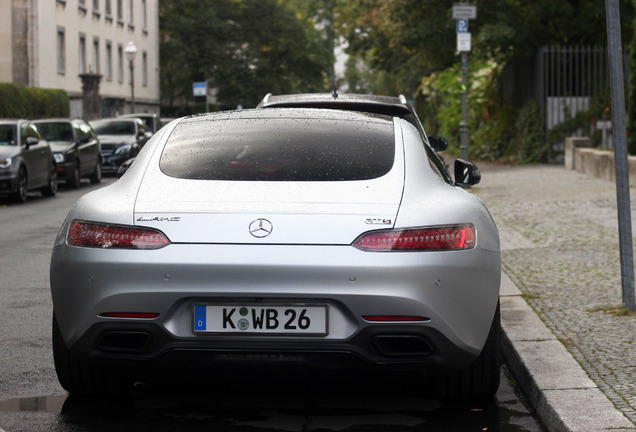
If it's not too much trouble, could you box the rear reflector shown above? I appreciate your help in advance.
[363,316,430,322]
[353,224,475,252]
[68,220,170,249]
[100,312,160,319]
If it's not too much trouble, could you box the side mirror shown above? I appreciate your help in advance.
[78,135,90,144]
[117,158,135,178]
[428,136,449,152]
[25,137,39,149]
[454,159,481,187]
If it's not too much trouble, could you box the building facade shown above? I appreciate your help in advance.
[0,0,160,118]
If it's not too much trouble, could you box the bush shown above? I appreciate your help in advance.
[0,83,69,118]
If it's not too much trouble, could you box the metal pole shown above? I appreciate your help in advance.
[605,0,635,310]
[460,52,469,160]
[129,60,135,112]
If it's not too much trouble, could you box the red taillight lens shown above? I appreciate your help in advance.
[68,220,170,249]
[353,224,475,252]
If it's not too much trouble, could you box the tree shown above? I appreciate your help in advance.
[334,0,634,91]
[160,0,335,113]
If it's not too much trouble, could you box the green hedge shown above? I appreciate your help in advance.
[0,83,70,118]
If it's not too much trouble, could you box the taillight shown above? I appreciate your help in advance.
[353,224,475,252]
[67,220,170,249]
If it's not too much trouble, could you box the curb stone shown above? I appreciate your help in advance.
[500,271,635,431]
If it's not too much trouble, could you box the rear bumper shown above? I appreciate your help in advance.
[67,319,478,378]
[51,242,501,365]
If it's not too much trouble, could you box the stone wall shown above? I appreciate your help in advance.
[565,137,636,184]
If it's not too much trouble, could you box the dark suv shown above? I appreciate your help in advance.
[257,92,453,183]
[33,119,102,188]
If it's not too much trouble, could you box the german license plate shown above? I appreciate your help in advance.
[193,304,328,335]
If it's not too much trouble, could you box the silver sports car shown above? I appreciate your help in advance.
[50,108,501,399]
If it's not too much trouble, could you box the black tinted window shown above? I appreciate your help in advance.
[35,122,74,142]
[160,117,395,181]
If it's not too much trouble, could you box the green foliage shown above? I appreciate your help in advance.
[0,83,30,118]
[418,64,548,163]
[334,0,635,163]
[0,83,69,118]
[160,0,335,113]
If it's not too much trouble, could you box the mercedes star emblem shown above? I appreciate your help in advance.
[249,218,273,238]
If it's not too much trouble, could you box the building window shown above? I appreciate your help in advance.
[93,0,99,10]
[106,41,113,81]
[57,27,66,75]
[142,51,147,87]
[117,44,123,83]
[79,34,87,74]
[142,0,147,30]
[117,0,123,22]
[129,0,134,25]
[93,37,100,74]
[105,0,111,16]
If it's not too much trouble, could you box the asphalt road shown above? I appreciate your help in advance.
[0,175,543,432]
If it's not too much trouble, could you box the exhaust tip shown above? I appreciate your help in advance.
[372,335,434,357]
[97,331,152,353]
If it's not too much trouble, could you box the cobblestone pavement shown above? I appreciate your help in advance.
[472,163,636,426]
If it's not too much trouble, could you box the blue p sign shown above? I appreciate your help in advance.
[457,19,468,33]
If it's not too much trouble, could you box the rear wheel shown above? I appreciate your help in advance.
[52,313,131,396]
[41,162,58,197]
[434,302,501,400]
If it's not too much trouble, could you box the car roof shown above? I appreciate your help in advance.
[119,113,159,118]
[0,119,29,124]
[179,107,393,125]
[257,92,413,115]
[91,117,139,123]
[33,118,85,123]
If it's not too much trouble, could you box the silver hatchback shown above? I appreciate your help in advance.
[50,108,501,399]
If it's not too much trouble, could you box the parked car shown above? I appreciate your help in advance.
[119,113,161,134]
[0,119,57,202]
[90,117,152,174]
[51,109,500,399]
[160,117,177,129]
[258,92,453,183]
[33,119,102,188]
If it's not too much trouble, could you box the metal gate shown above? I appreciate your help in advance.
[535,45,611,144]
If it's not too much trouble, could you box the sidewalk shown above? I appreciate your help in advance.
[473,163,636,431]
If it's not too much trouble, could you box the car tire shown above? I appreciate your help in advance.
[89,160,102,184]
[52,313,132,396]
[12,166,28,203]
[67,162,80,189]
[434,302,501,400]
[41,162,58,197]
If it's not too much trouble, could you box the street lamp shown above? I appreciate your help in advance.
[124,41,138,112]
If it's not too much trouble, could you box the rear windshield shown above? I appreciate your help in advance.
[160,117,395,181]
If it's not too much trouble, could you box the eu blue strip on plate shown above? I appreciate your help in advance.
[194,305,206,331]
